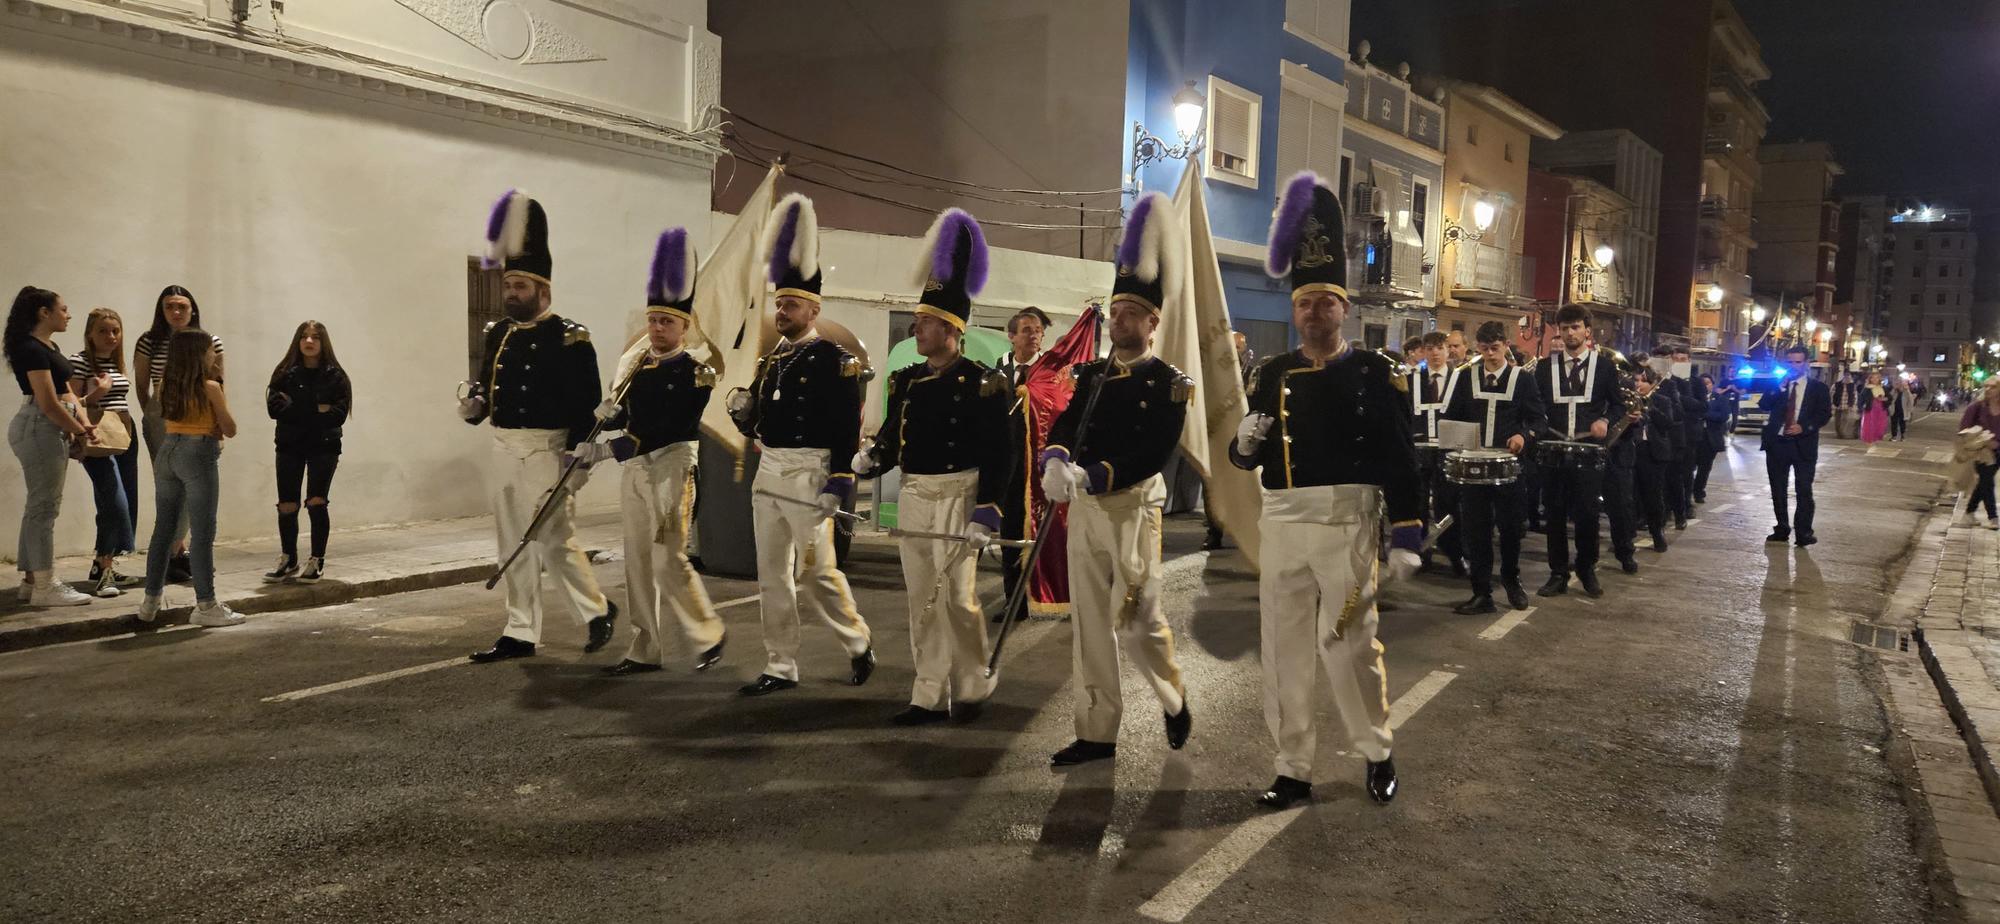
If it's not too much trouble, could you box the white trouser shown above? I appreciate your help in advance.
[492,429,609,644]
[619,441,724,665]
[1067,474,1185,742]
[751,447,870,680]
[1259,484,1394,779]
[897,470,995,710]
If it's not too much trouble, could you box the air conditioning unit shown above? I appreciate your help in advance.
[1352,183,1390,220]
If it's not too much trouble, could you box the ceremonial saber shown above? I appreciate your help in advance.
[1325,514,1455,644]
[753,487,866,524]
[486,354,645,590]
[889,527,1033,549]
[984,367,1111,678]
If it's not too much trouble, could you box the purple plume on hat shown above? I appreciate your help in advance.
[1267,172,1321,277]
[768,199,802,286]
[649,228,693,304]
[925,208,990,296]
[1118,194,1158,272]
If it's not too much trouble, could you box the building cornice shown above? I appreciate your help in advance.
[1440,79,1563,141]
[4,0,722,168]
[1342,112,1446,167]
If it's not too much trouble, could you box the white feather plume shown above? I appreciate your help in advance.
[488,191,530,268]
[760,192,820,284]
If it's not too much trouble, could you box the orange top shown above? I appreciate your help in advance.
[166,403,216,436]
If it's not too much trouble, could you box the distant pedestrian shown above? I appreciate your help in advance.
[133,285,224,584]
[70,307,143,597]
[1958,379,2000,529]
[137,328,243,627]
[1889,378,1913,441]
[6,286,96,607]
[1760,345,1831,548]
[1858,371,1889,445]
[1694,375,1731,502]
[263,320,351,584]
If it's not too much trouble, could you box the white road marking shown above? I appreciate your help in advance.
[261,593,760,703]
[1926,450,1953,464]
[1707,502,1735,515]
[1136,670,1458,923]
[1477,607,1535,641]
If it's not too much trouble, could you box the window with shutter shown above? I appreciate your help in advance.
[1284,0,1345,52]
[1276,89,1309,186]
[1205,77,1260,188]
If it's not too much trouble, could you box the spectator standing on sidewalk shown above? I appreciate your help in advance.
[1890,377,1914,441]
[132,286,224,584]
[1761,345,1832,548]
[69,307,143,597]
[137,328,242,627]
[1859,371,1890,445]
[1958,379,2000,529]
[6,286,96,607]
[263,320,351,584]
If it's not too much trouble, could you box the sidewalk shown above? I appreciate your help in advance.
[0,513,625,653]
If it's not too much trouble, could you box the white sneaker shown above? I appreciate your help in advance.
[192,601,245,627]
[29,582,94,607]
[137,595,164,623]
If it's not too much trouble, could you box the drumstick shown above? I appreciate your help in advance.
[1326,514,1454,644]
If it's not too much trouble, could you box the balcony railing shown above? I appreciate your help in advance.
[1452,242,1530,302]
[1699,195,1728,220]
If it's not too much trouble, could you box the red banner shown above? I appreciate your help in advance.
[1021,305,1102,613]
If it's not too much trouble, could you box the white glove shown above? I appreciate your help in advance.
[1236,412,1275,452]
[1387,549,1422,585]
[852,450,876,477]
[456,395,485,420]
[1041,458,1077,503]
[815,492,841,521]
[570,441,616,465]
[964,521,994,551]
[726,389,753,417]
[592,399,621,422]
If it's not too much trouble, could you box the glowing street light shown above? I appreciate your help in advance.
[1472,199,1497,233]
[1170,82,1206,139]
[1804,318,1818,333]
[1777,315,1794,331]
[1592,243,1615,268]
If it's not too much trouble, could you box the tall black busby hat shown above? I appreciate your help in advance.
[912,208,990,331]
[483,189,553,284]
[1110,191,1185,315]
[761,192,822,302]
[1266,171,1347,300]
[646,227,696,322]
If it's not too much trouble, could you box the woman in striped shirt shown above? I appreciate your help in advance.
[133,285,222,583]
[71,307,143,597]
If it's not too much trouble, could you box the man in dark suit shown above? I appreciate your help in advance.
[1760,344,1832,547]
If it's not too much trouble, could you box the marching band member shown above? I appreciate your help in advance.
[727,193,875,696]
[854,208,1009,725]
[994,306,1050,625]
[1038,192,1194,767]
[1531,304,1621,599]
[457,190,616,663]
[1407,330,1462,574]
[584,228,726,676]
[1442,321,1544,614]
[1233,173,1422,809]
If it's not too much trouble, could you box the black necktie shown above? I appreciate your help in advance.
[1484,373,1498,390]
[1565,356,1586,394]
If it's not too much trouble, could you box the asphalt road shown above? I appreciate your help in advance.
[0,416,1961,923]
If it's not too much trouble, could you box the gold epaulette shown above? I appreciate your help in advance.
[1169,374,1195,403]
[562,321,591,346]
[979,368,1009,397]
[839,355,862,378]
[694,363,717,389]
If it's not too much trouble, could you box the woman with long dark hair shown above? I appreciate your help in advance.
[70,307,144,597]
[137,328,242,627]
[263,320,351,583]
[132,285,224,583]
[5,286,95,606]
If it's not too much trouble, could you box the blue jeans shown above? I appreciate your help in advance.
[144,434,221,601]
[81,438,139,558]
[8,404,70,573]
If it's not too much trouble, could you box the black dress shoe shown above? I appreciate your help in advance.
[1694,492,1706,504]
[1165,702,1192,750]
[1577,571,1603,598]
[602,659,662,676]
[1795,534,1818,547]
[1503,581,1531,611]
[1537,574,1569,597]
[890,705,950,726]
[583,601,619,654]
[1367,757,1399,803]
[849,648,877,686]
[1256,775,1312,810]
[1453,594,1496,615]
[1051,739,1116,767]
[738,674,798,696]
[694,636,725,671]
[1202,527,1223,550]
[1766,530,1790,544]
[1619,555,1639,575]
[951,700,986,723]
[1673,515,1687,530]
[1650,530,1669,552]
[469,636,536,663]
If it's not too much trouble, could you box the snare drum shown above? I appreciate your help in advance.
[1445,449,1521,485]
[1535,439,1606,471]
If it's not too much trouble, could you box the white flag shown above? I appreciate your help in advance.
[688,163,782,471]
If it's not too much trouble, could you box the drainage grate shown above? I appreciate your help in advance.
[1850,620,1906,651]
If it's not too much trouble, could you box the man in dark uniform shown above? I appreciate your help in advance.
[852,208,1009,725]
[1232,172,1423,809]
[1668,344,1707,518]
[1036,191,1193,768]
[1629,361,1676,554]
[727,192,875,696]
[456,189,616,663]
[577,227,726,676]
[1761,344,1832,547]
[1406,330,1462,574]
[1532,304,1621,598]
[1442,321,1544,614]
[992,306,1050,624]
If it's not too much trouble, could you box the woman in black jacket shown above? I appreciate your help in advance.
[263,321,351,583]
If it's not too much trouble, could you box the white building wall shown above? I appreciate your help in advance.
[0,0,718,561]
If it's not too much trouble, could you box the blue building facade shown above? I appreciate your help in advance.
[1125,0,1350,360]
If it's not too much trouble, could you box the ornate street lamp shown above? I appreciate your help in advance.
[1130,81,1205,191]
